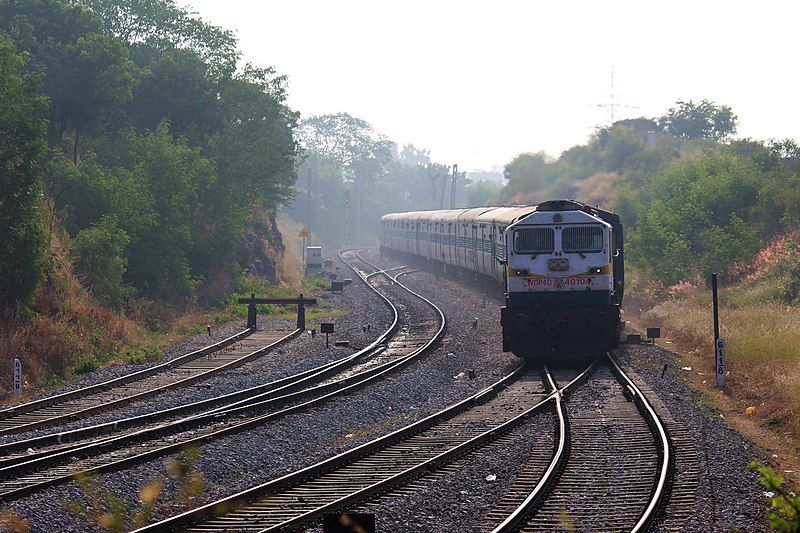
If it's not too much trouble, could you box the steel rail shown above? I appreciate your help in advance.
[0,328,256,434]
[136,362,596,533]
[0,329,301,437]
[492,354,671,532]
[0,329,253,420]
[133,364,530,533]
[489,364,571,533]
[0,250,445,501]
[0,251,395,462]
[607,352,672,533]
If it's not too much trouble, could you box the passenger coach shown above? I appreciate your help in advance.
[379,200,624,361]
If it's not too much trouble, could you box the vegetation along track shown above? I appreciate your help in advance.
[0,250,445,501]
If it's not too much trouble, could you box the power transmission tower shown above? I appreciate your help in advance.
[594,65,639,124]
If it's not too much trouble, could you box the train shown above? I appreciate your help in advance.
[378,200,624,360]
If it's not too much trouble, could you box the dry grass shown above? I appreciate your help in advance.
[0,231,145,399]
[639,274,800,438]
[276,210,306,286]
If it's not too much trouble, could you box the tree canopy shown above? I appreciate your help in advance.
[658,99,737,141]
[0,0,302,312]
[0,35,49,315]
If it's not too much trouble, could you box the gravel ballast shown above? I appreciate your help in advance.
[0,254,393,445]
[4,251,774,531]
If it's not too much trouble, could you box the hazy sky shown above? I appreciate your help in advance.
[179,0,798,170]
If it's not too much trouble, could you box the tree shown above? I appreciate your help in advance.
[627,151,762,284]
[73,216,131,308]
[299,113,395,178]
[501,151,554,203]
[52,32,139,162]
[126,47,222,145]
[0,36,49,316]
[299,113,395,243]
[658,99,737,141]
[81,0,239,78]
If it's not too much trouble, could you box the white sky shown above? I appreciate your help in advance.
[179,0,799,171]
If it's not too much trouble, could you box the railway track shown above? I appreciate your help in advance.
[0,250,445,501]
[488,354,671,533]
[132,363,592,532]
[0,327,296,437]
[142,351,672,533]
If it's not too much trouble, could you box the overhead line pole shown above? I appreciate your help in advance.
[450,164,458,209]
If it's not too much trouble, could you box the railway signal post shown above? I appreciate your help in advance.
[320,322,334,348]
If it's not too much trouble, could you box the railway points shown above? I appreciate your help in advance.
[0,250,445,502]
[1,249,770,532]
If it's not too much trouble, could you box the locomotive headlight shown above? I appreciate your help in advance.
[589,266,603,274]
[515,268,529,276]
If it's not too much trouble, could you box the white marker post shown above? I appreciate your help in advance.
[12,358,22,397]
[716,338,726,387]
[711,273,725,388]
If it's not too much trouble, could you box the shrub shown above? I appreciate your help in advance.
[73,217,132,309]
[73,354,100,374]
[750,461,800,531]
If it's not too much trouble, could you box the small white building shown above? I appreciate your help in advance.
[306,246,322,269]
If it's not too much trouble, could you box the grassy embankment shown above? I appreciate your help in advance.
[627,234,800,441]
[0,214,336,402]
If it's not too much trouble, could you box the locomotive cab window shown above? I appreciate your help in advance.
[562,226,604,253]
[513,228,554,254]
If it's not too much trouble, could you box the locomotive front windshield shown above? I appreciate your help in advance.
[514,228,554,253]
[562,226,603,253]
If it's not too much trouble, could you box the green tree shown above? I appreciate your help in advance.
[73,216,131,308]
[118,123,213,299]
[82,0,239,78]
[0,36,49,316]
[658,99,737,141]
[126,47,222,145]
[53,32,139,162]
[501,151,555,203]
[627,150,762,284]
[299,113,395,244]
[465,179,502,207]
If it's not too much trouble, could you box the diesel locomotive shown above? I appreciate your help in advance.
[379,200,624,360]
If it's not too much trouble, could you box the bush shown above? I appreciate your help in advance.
[627,150,765,286]
[73,354,100,374]
[73,217,132,309]
[750,461,800,531]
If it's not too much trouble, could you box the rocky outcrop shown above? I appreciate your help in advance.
[237,209,284,282]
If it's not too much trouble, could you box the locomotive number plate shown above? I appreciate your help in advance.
[548,258,569,271]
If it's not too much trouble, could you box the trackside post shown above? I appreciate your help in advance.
[13,358,21,397]
[712,273,725,387]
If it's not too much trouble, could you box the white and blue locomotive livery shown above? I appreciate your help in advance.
[378,200,624,360]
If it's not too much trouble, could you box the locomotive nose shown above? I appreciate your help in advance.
[512,313,531,332]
